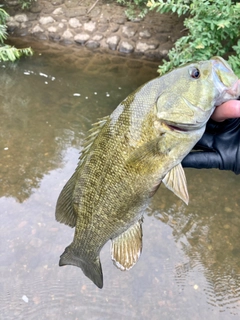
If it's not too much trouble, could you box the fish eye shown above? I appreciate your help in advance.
[189,67,200,79]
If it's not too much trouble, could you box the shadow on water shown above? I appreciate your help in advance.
[1,40,240,319]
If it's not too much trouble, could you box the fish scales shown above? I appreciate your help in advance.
[56,57,240,288]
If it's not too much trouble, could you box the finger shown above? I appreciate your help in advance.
[182,151,222,169]
[211,100,240,122]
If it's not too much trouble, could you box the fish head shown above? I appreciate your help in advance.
[156,56,240,133]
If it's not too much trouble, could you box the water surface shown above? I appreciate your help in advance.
[1,41,240,320]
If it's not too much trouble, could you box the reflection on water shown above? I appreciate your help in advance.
[0,42,153,202]
[151,169,240,314]
[1,41,240,319]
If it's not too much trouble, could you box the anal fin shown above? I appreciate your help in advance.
[111,219,143,271]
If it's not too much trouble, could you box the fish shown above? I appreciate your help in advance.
[55,57,240,288]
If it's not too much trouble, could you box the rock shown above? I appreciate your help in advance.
[6,0,18,5]
[86,40,100,49]
[52,0,64,5]
[48,26,57,33]
[106,35,120,51]
[98,23,108,33]
[122,25,137,38]
[31,25,44,34]
[109,23,119,33]
[83,21,96,33]
[62,29,73,40]
[99,39,109,50]
[30,4,42,14]
[92,34,103,41]
[135,41,159,52]
[5,0,183,61]
[43,6,56,15]
[74,33,90,44]
[69,18,81,28]
[99,11,112,22]
[53,8,64,15]
[98,17,108,24]
[139,29,151,38]
[78,16,90,23]
[61,29,74,44]
[15,14,28,23]
[58,22,65,28]
[14,27,29,37]
[22,22,32,29]
[6,17,20,30]
[119,41,134,54]
[49,33,61,41]
[33,32,49,40]
[26,13,38,22]
[39,16,55,25]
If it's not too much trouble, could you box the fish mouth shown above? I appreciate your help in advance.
[164,120,202,132]
[211,58,240,104]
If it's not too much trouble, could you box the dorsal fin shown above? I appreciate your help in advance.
[162,163,189,205]
[55,116,109,227]
[111,219,143,271]
[77,116,109,166]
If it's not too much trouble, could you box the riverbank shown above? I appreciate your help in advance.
[5,0,185,60]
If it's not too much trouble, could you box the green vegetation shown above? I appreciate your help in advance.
[18,0,36,10]
[116,0,149,20]
[0,7,33,62]
[147,0,240,76]
[117,0,240,77]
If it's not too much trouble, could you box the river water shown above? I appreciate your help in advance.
[1,40,240,320]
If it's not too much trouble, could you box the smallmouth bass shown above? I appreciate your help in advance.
[56,57,240,288]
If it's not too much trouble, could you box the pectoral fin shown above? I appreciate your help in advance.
[162,163,189,205]
[111,220,143,271]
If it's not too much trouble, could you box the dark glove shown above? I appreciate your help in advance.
[182,118,240,174]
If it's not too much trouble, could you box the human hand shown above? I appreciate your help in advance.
[182,99,240,174]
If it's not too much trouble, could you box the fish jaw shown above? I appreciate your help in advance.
[211,56,240,105]
[214,78,240,105]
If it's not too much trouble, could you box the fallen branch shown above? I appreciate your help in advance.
[87,0,100,14]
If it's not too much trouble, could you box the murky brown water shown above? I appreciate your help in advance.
[1,41,240,320]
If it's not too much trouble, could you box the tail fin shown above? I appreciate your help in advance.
[59,245,103,289]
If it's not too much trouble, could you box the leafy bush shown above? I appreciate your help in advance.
[146,0,240,76]
[0,7,33,62]
[116,0,149,20]
[116,0,240,77]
